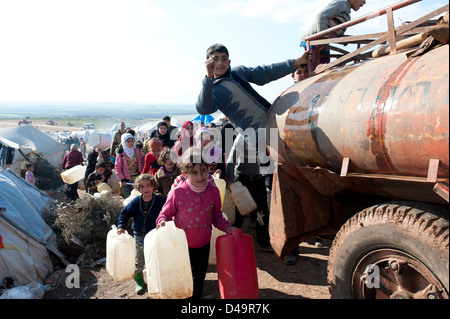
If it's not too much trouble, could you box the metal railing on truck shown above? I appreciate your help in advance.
[304,0,449,76]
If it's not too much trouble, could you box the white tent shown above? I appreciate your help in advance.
[133,120,160,136]
[0,167,65,286]
[0,125,67,174]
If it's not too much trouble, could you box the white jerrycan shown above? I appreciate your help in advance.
[229,181,257,215]
[61,165,86,184]
[106,225,136,282]
[144,221,193,299]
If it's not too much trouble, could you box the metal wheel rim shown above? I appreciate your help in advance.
[352,248,448,299]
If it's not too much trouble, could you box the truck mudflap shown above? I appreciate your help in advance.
[268,166,333,258]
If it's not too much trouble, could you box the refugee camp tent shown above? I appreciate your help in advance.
[0,125,67,175]
[133,120,159,136]
[0,216,54,287]
[0,167,64,286]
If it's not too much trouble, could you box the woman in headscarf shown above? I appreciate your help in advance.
[173,121,194,156]
[150,122,174,148]
[115,133,144,198]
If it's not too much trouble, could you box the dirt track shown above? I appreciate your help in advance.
[42,190,331,300]
[0,119,86,134]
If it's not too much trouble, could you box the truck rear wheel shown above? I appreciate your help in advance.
[328,202,449,299]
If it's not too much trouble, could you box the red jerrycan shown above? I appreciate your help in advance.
[216,228,259,299]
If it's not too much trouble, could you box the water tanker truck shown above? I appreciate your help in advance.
[266,7,449,299]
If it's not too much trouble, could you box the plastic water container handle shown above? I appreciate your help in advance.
[166,220,176,229]
[111,224,128,236]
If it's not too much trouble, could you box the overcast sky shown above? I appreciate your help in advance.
[0,0,446,105]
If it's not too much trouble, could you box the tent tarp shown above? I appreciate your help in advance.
[0,167,67,286]
[0,217,53,286]
[0,125,67,174]
[0,168,61,259]
[192,114,215,124]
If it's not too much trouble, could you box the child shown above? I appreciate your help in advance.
[25,163,36,186]
[86,162,106,195]
[154,148,181,197]
[292,64,309,83]
[117,174,166,294]
[142,138,163,176]
[173,121,195,157]
[197,43,310,148]
[156,147,232,299]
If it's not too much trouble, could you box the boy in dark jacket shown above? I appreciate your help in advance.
[86,162,106,195]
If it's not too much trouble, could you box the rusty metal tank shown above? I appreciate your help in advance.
[267,45,449,203]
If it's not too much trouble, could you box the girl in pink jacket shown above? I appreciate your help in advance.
[156,147,232,299]
[114,133,144,199]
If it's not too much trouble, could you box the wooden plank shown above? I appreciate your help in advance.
[314,36,388,74]
[313,4,448,74]
[395,4,449,36]
[386,8,398,55]
[310,32,386,46]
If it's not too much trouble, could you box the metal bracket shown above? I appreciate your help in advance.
[340,157,350,177]
[433,182,449,202]
[427,159,440,183]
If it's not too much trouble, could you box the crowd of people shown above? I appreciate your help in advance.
[57,0,367,299]
[81,116,233,297]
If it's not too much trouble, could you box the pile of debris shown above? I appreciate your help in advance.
[24,152,64,191]
[50,194,124,262]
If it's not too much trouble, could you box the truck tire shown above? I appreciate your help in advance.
[328,201,449,299]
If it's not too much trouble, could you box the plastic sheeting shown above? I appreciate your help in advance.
[0,218,54,286]
[0,168,65,264]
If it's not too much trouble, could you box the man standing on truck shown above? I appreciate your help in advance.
[300,0,366,70]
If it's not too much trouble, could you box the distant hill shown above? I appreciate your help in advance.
[0,102,197,119]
